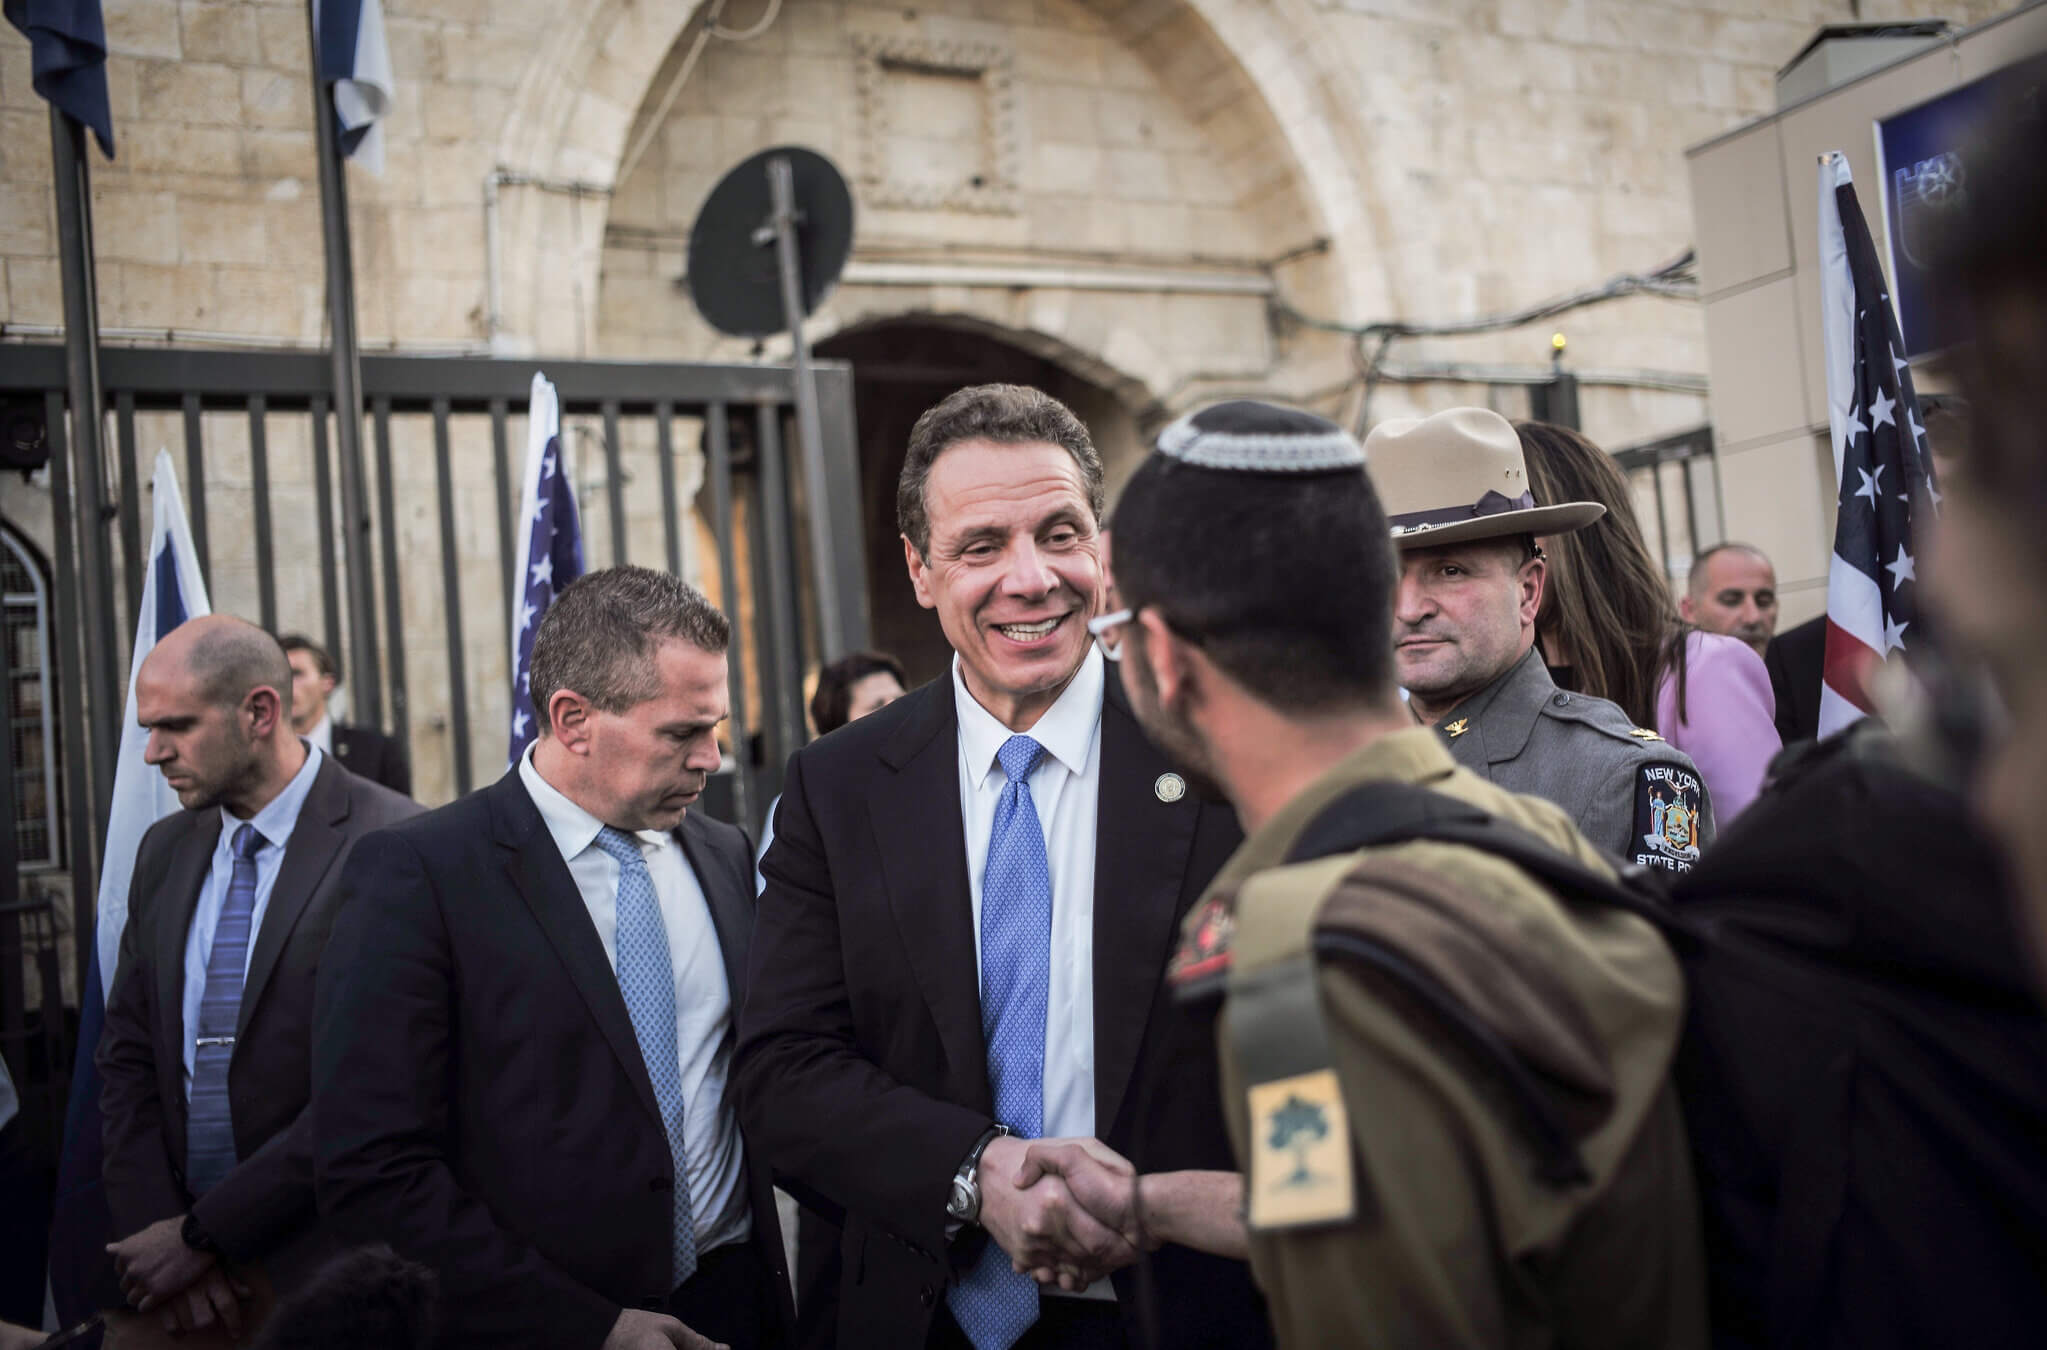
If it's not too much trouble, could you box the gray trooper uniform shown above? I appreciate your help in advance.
[1431,648,1715,873]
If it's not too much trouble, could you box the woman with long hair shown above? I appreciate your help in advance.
[1516,420,1781,820]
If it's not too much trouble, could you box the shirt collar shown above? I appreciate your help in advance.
[219,741,324,851]
[953,645,1105,789]
[307,715,333,753]
[517,742,671,865]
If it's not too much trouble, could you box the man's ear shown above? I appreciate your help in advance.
[1134,610,1192,705]
[1517,554,1547,629]
[245,685,286,739]
[548,689,594,752]
[1677,592,1698,623]
[903,534,936,611]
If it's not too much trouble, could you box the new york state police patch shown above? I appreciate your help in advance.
[1634,762,1705,872]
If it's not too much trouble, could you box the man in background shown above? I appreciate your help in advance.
[277,636,410,796]
[1681,543,1779,657]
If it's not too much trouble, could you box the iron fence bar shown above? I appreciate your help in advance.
[114,391,142,627]
[812,366,871,651]
[1650,461,1673,574]
[44,389,96,998]
[311,395,343,665]
[0,588,20,1081]
[181,394,210,587]
[706,403,752,833]
[249,395,277,634]
[602,400,626,568]
[372,399,409,749]
[490,397,513,637]
[754,402,805,786]
[655,400,681,578]
[432,398,472,795]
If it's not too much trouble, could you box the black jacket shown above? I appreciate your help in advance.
[329,723,411,797]
[737,673,1269,1350]
[313,770,793,1350]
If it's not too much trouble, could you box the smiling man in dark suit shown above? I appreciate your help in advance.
[313,566,790,1350]
[98,616,420,1346]
[738,384,1268,1350]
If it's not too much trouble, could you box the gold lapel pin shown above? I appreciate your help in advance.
[1444,718,1469,738]
[1629,727,1664,741]
[1155,773,1186,803]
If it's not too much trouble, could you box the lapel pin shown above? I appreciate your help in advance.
[1444,718,1469,738]
[1155,773,1186,803]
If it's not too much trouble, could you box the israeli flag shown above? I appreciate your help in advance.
[508,373,584,766]
[314,0,392,174]
[96,449,213,988]
[48,449,210,1326]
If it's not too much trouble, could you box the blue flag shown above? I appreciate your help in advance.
[47,451,210,1323]
[509,374,583,766]
[313,0,392,173]
[4,0,116,157]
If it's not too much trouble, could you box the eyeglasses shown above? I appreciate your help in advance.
[1086,609,1133,639]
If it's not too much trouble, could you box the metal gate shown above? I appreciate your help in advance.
[0,342,867,1007]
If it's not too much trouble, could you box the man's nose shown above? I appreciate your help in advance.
[1394,571,1433,624]
[143,730,169,764]
[1001,540,1055,597]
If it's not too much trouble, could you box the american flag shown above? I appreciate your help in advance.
[509,372,583,766]
[1816,152,1938,737]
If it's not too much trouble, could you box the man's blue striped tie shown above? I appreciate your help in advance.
[594,826,699,1288]
[948,735,1051,1350]
[186,823,264,1196]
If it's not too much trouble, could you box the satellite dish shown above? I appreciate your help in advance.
[687,146,854,338]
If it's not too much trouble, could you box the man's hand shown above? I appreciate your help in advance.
[1015,1139,1155,1253]
[160,1267,250,1340]
[978,1136,1140,1291]
[107,1214,215,1310]
[602,1307,730,1350]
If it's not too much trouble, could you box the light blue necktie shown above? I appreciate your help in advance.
[949,735,1051,1350]
[186,823,264,1196]
[594,826,700,1288]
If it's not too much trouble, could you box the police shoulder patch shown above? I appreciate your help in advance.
[1632,761,1705,873]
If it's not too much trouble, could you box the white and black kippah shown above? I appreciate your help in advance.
[1154,400,1366,473]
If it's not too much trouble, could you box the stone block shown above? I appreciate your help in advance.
[180,196,267,265]
[112,261,179,328]
[181,2,263,65]
[91,189,179,264]
[256,5,309,69]
[126,123,244,178]
[1027,141,1101,196]
[1,45,37,111]
[104,0,184,59]
[385,17,446,81]
[1103,147,1171,202]
[138,60,243,128]
[441,26,532,88]
[241,69,311,131]
[0,187,50,255]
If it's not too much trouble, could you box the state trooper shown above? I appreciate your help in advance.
[1365,407,1715,870]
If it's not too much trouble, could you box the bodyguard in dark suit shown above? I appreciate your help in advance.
[1764,614,1826,746]
[100,617,420,1344]
[314,567,792,1350]
[738,385,1268,1350]
[279,635,411,796]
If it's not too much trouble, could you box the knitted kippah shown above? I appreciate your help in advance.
[1153,400,1366,473]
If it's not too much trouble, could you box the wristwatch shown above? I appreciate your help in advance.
[180,1211,220,1256]
[946,1125,1013,1226]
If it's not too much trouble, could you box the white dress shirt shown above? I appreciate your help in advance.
[306,714,334,755]
[180,742,325,1098]
[955,647,1112,1299]
[518,746,751,1254]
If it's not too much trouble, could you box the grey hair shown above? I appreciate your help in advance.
[529,566,730,727]
[896,383,1103,558]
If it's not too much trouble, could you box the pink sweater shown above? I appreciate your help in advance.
[1655,630,1782,823]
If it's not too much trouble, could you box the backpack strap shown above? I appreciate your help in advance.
[1282,779,1689,1188]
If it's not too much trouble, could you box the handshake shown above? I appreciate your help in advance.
[973,1137,1245,1291]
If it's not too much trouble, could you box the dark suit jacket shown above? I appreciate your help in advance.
[329,723,410,797]
[1765,615,1826,746]
[312,770,794,1350]
[97,752,420,1284]
[737,674,1269,1350]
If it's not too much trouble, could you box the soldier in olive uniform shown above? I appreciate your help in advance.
[1364,407,1715,871]
[1025,400,1705,1347]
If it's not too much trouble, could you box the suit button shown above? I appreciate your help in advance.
[650,1176,673,1192]
[919,1285,937,1308]
[1552,692,1569,706]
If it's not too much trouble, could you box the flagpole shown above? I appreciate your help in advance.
[48,106,123,993]
[305,0,384,729]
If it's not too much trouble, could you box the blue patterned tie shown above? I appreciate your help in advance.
[949,735,1051,1350]
[186,823,264,1196]
[593,826,699,1288]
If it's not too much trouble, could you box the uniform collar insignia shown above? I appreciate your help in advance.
[1629,727,1664,741]
[1444,718,1469,738]
[1168,888,1238,999]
